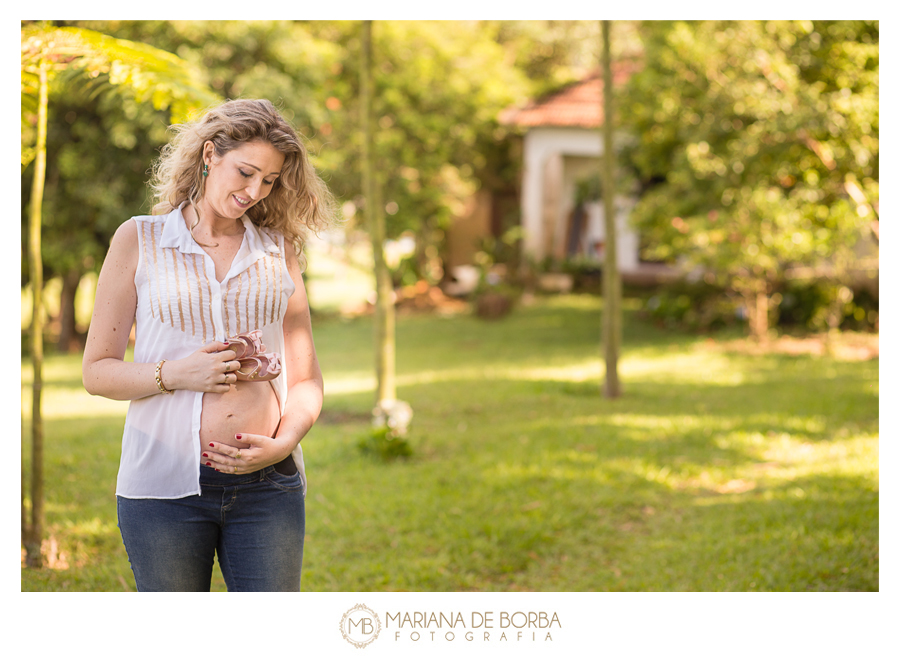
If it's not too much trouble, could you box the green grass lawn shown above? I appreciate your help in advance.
[21,294,878,591]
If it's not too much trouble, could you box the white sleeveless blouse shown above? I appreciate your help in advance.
[115,206,305,498]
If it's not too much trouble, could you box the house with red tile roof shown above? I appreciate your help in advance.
[500,67,640,269]
[444,66,677,290]
[498,65,677,284]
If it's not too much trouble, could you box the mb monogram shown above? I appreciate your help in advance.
[340,604,382,648]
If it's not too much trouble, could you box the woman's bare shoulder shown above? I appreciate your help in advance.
[114,217,139,241]
[102,218,141,272]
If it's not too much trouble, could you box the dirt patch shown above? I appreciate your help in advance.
[342,281,471,316]
[396,281,470,314]
[21,536,73,570]
[703,331,878,361]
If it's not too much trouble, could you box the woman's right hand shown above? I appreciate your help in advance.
[162,342,241,394]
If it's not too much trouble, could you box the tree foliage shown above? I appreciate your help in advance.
[74,21,340,142]
[22,24,217,165]
[297,21,531,281]
[26,20,336,253]
[489,20,642,95]
[27,21,522,284]
[622,20,878,338]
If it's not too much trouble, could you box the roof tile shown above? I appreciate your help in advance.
[502,63,636,129]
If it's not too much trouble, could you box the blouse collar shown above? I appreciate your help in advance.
[159,206,281,277]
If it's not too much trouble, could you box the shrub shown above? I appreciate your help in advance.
[357,399,414,461]
[641,277,879,333]
[642,280,740,331]
[357,425,413,460]
[778,280,879,332]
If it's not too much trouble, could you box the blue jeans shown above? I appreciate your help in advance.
[117,465,305,592]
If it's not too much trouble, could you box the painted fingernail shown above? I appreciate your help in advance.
[202,453,209,458]
[206,462,212,466]
[209,443,215,447]
[235,434,242,440]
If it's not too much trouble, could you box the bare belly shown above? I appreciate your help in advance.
[200,381,281,452]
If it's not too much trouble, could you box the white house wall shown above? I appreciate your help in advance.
[521,126,639,270]
[582,200,640,271]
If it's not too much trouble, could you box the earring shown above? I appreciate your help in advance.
[202,164,209,177]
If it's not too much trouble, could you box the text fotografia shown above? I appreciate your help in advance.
[387,611,561,642]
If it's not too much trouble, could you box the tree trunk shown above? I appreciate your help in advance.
[414,217,440,285]
[361,20,396,404]
[601,20,622,398]
[824,284,851,356]
[21,415,27,553]
[57,268,83,353]
[744,286,770,343]
[755,290,769,343]
[24,59,48,568]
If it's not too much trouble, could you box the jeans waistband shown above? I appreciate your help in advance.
[199,464,275,487]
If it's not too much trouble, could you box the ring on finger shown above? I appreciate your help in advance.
[236,449,241,460]
[233,465,237,474]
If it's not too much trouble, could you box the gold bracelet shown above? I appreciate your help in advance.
[155,359,173,395]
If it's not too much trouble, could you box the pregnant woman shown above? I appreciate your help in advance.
[82,99,336,591]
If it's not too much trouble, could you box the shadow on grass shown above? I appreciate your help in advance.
[302,347,876,591]
[303,397,878,591]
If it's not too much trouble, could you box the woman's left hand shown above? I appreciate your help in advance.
[204,433,291,475]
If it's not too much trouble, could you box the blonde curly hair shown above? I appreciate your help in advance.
[150,99,338,264]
